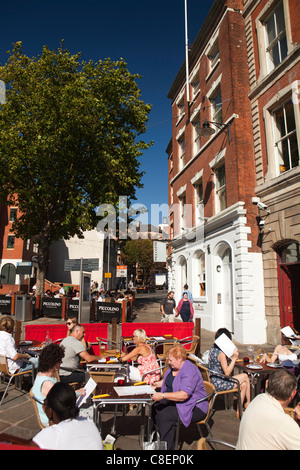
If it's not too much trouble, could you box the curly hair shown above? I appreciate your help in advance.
[37,343,65,373]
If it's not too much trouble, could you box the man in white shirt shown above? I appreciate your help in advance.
[236,368,300,450]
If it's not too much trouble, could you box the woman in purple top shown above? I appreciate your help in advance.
[152,344,209,450]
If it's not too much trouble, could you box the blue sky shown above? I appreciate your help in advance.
[0,0,214,221]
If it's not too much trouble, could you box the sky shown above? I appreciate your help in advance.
[0,0,214,224]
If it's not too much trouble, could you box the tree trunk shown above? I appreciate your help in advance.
[36,234,50,296]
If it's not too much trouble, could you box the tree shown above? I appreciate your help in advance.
[0,42,152,294]
[121,239,166,285]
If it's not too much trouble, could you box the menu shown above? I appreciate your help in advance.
[113,385,155,396]
[214,333,236,358]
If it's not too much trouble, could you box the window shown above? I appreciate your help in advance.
[198,252,206,296]
[215,164,226,212]
[279,242,300,263]
[0,263,16,285]
[177,97,185,122]
[264,1,287,72]
[180,194,186,230]
[195,180,204,224]
[210,87,222,124]
[193,117,202,155]
[7,235,15,249]
[273,98,299,173]
[9,208,17,222]
[178,136,185,171]
[191,74,200,100]
[208,40,220,72]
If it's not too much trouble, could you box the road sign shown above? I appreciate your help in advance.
[105,272,111,278]
[82,258,99,272]
[16,262,32,275]
[64,259,81,272]
[153,241,167,262]
[64,258,99,272]
[117,265,127,277]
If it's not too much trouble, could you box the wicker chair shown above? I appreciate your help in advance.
[174,381,217,449]
[197,363,243,418]
[29,389,45,429]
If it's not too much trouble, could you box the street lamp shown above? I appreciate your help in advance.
[198,119,232,142]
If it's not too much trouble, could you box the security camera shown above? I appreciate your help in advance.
[252,197,260,205]
[257,202,270,213]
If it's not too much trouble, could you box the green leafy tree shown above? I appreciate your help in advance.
[121,239,166,285]
[0,42,152,294]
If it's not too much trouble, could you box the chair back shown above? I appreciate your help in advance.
[180,336,200,354]
[0,355,9,375]
[29,389,45,429]
[89,371,115,383]
[197,364,210,382]
[96,337,119,355]
[200,381,216,424]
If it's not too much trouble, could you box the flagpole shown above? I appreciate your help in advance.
[184,0,190,103]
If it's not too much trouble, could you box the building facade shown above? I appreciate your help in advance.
[243,0,300,343]
[47,229,118,291]
[167,0,267,344]
[0,204,38,293]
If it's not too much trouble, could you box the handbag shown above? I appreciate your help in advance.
[143,431,167,450]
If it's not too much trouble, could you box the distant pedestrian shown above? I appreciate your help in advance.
[176,292,194,322]
[161,291,177,322]
[181,284,193,303]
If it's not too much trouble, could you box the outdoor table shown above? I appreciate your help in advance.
[235,360,282,399]
[17,339,44,356]
[92,381,154,445]
[87,357,128,377]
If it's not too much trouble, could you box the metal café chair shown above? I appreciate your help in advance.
[0,355,35,405]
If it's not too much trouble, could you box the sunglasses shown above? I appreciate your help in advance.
[66,322,73,326]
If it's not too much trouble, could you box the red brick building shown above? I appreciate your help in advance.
[0,204,38,294]
[167,0,267,343]
[243,0,300,343]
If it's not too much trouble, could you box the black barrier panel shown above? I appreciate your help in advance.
[0,295,12,314]
[96,301,122,324]
[67,300,79,319]
[41,297,63,317]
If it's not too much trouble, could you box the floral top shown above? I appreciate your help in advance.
[208,344,236,391]
[137,344,160,385]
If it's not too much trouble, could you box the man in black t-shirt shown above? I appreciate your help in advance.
[161,291,178,322]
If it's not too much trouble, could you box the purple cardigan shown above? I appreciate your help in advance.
[161,360,209,427]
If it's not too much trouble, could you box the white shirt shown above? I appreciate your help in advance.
[33,417,104,450]
[0,330,22,374]
[236,392,300,450]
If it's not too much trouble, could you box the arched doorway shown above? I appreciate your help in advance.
[215,243,233,332]
[276,241,300,331]
[0,263,16,285]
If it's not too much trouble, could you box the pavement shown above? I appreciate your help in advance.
[0,291,274,450]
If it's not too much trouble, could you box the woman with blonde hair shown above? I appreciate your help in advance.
[121,329,160,384]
